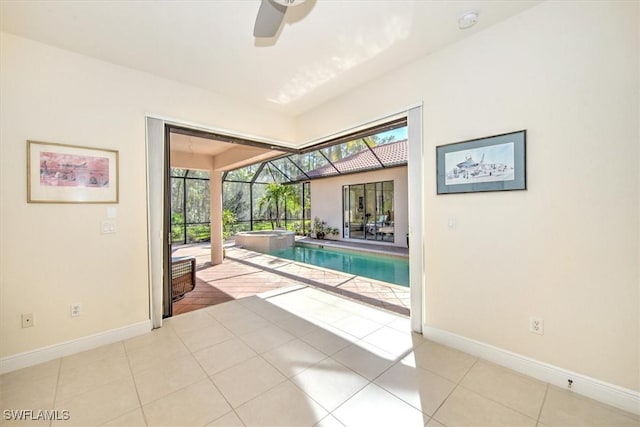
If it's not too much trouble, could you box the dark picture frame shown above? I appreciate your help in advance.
[436,130,526,194]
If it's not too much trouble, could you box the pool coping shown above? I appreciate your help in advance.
[229,245,410,293]
[295,237,409,259]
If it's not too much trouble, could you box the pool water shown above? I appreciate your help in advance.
[269,244,409,287]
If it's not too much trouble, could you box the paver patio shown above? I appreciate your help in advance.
[171,243,410,316]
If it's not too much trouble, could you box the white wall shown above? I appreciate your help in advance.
[0,33,295,358]
[297,1,640,391]
[310,167,408,248]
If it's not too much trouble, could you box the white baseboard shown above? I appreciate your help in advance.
[0,320,152,374]
[422,325,640,416]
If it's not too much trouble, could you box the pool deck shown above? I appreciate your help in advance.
[172,241,410,316]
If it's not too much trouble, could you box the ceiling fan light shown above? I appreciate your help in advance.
[272,0,306,6]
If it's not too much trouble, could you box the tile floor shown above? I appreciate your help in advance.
[1,286,638,427]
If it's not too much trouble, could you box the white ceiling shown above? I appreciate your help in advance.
[1,0,539,117]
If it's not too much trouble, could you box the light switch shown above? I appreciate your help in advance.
[447,217,456,229]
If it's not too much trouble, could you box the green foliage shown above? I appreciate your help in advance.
[257,183,301,229]
[222,209,236,240]
[186,224,210,243]
[313,217,326,234]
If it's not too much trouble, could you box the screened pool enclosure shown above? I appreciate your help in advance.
[221,121,408,239]
[169,120,407,244]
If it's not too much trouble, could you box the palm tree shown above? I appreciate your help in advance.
[258,183,300,229]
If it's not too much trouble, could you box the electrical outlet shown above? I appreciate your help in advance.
[101,220,116,234]
[70,304,82,317]
[22,313,34,328]
[529,316,544,335]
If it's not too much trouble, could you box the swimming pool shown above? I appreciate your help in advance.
[269,244,409,287]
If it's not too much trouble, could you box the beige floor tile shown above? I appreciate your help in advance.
[539,386,639,426]
[245,301,294,323]
[0,359,60,389]
[333,383,428,427]
[375,362,456,415]
[433,387,537,427]
[299,325,357,356]
[57,354,132,400]
[219,312,271,336]
[61,342,126,369]
[307,304,353,324]
[123,326,179,352]
[425,418,445,427]
[99,408,146,426]
[177,323,235,353]
[401,340,477,383]
[142,378,231,427]
[204,300,254,322]
[330,297,371,315]
[330,314,383,338]
[386,315,412,333]
[236,381,327,427]
[133,354,206,404]
[291,357,368,412]
[332,341,397,381]
[205,410,245,427]
[53,377,139,427]
[362,326,423,357]
[262,339,327,378]
[314,414,345,427]
[460,360,547,419]
[211,356,285,407]
[164,309,218,335]
[125,334,190,374]
[352,305,400,325]
[0,373,58,411]
[239,324,295,354]
[272,313,319,337]
[193,337,256,376]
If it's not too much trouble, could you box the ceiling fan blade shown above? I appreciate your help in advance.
[253,0,287,38]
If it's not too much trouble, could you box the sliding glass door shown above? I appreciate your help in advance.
[343,181,394,242]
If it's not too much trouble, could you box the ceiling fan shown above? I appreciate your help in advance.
[253,0,307,38]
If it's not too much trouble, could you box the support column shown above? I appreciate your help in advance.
[210,170,224,265]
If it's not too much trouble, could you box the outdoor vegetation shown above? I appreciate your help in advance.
[171,126,406,244]
[171,168,211,244]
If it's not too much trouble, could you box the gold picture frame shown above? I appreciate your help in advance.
[27,141,119,203]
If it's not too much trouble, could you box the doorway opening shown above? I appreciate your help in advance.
[146,107,423,332]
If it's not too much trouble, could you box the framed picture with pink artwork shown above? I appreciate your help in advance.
[27,141,119,203]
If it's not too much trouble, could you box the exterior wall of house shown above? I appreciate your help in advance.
[310,167,408,248]
[296,1,640,391]
[0,32,295,358]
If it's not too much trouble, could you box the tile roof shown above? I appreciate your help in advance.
[304,139,407,178]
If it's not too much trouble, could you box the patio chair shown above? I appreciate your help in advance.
[171,256,196,301]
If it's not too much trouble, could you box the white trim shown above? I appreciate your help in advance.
[423,325,640,415]
[144,113,298,149]
[145,116,166,329]
[0,320,152,374]
[297,103,423,150]
[407,106,424,334]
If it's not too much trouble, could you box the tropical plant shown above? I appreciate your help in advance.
[222,209,236,240]
[257,183,300,229]
[312,217,326,238]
